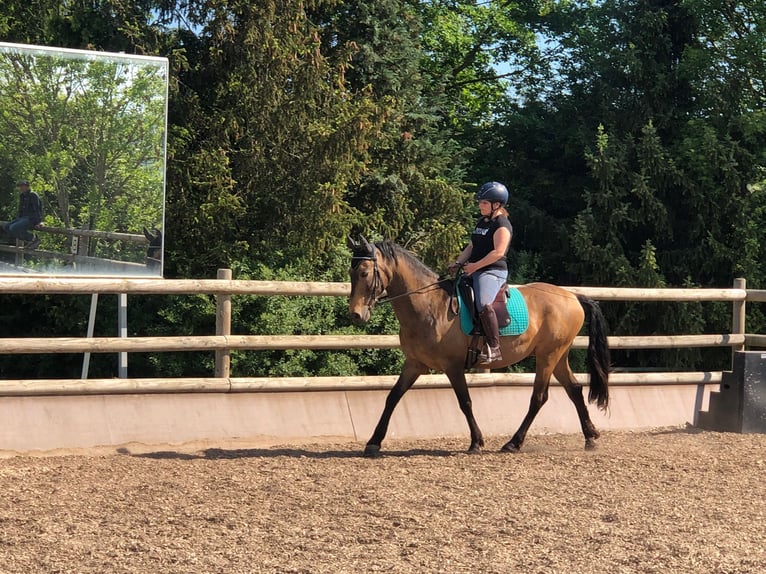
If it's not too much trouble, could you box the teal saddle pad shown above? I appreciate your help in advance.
[458,286,529,337]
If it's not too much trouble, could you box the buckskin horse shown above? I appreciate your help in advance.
[347,237,610,456]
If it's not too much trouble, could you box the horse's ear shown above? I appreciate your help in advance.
[153,228,162,238]
[143,227,154,241]
[346,236,358,250]
[360,235,373,253]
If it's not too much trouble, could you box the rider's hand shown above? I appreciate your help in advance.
[448,261,462,274]
[463,262,480,275]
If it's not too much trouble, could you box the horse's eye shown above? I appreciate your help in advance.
[359,270,369,278]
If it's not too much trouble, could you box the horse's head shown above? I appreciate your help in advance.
[144,227,162,270]
[347,236,385,325]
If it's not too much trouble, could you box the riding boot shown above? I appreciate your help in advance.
[477,304,503,363]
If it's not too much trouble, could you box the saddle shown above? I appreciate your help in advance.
[455,277,530,369]
[457,277,511,335]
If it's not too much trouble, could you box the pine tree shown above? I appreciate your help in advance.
[315,0,470,269]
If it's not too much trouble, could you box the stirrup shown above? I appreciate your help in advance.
[477,345,503,364]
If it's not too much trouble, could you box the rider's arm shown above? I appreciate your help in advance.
[454,243,473,266]
[448,243,473,273]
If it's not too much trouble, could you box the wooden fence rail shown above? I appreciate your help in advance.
[0,278,750,299]
[0,221,147,243]
[0,273,761,396]
[0,334,748,355]
[0,372,724,397]
[0,277,348,295]
[1,222,152,272]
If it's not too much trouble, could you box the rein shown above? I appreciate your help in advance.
[378,278,450,305]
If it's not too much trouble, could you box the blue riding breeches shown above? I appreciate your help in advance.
[472,269,508,312]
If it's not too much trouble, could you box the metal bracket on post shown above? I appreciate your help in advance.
[215,268,232,379]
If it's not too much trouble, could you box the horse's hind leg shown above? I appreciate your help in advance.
[554,358,601,450]
[501,357,556,453]
[364,359,425,457]
[445,366,484,453]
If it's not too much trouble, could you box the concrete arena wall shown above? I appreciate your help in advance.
[0,384,715,454]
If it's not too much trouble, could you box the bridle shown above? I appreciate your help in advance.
[351,243,455,312]
[351,243,386,312]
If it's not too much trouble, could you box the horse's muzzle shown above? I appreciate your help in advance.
[349,309,370,325]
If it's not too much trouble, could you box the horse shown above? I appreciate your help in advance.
[143,227,162,270]
[347,237,610,456]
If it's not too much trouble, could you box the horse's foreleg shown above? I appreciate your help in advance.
[445,367,484,453]
[502,360,554,453]
[364,360,424,457]
[554,360,601,450]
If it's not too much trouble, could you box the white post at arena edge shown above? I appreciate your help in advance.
[81,293,99,379]
[118,293,128,378]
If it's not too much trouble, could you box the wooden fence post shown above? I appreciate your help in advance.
[14,239,23,266]
[732,277,746,359]
[215,268,232,378]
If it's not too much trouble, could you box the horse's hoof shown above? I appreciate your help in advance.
[467,444,482,454]
[501,441,521,453]
[584,438,598,451]
[363,444,381,458]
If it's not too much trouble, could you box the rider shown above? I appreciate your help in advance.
[448,181,513,363]
[3,180,43,250]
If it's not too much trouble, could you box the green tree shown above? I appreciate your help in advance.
[416,1,574,279]
[314,0,472,270]
[163,0,388,277]
[556,0,765,367]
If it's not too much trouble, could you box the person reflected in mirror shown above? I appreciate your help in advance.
[2,180,43,250]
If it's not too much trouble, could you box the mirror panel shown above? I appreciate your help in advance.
[0,42,168,276]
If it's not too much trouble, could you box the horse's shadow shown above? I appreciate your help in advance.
[647,423,706,436]
[120,446,456,460]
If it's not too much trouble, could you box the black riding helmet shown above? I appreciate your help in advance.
[475,181,509,206]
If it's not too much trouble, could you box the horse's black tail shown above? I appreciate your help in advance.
[577,295,610,411]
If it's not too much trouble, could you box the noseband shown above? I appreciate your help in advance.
[351,244,385,311]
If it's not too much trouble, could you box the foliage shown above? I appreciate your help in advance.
[163,0,389,278]
[228,248,403,377]
[311,0,472,271]
[0,292,139,378]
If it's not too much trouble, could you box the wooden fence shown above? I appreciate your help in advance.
[0,273,764,396]
[0,222,148,272]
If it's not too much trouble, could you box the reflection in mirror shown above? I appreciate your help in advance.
[0,42,168,276]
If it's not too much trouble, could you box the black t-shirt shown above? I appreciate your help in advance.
[469,215,513,271]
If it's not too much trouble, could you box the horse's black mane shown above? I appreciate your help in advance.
[374,241,439,281]
[351,239,441,283]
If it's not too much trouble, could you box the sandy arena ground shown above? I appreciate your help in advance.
[1,426,764,574]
